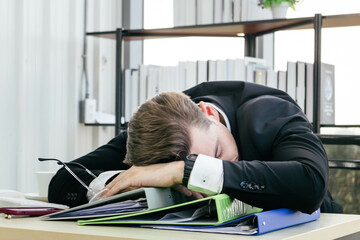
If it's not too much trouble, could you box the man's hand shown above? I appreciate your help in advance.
[101,161,185,198]
[172,184,210,199]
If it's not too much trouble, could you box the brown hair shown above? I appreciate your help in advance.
[124,92,212,166]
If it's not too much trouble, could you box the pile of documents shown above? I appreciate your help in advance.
[42,187,320,235]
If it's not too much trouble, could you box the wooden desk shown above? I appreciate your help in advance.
[0,213,360,240]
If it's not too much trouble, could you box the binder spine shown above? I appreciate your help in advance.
[256,208,321,235]
[215,195,261,223]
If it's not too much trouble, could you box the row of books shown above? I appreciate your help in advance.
[173,0,272,27]
[124,57,335,124]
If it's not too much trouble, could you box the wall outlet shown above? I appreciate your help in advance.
[80,98,96,124]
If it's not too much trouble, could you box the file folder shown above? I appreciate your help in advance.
[252,208,320,235]
[78,193,262,226]
[43,187,189,220]
[146,208,320,235]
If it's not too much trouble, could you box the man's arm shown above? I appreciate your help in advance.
[101,160,185,198]
[48,131,129,207]
[222,96,328,213]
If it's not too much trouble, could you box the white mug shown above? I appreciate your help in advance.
[36,171,56,197]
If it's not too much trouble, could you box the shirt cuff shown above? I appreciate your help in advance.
[86,170,123,201]
[187,154,224,195]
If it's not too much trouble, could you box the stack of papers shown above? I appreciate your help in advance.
[0,189,68,210]
[54,199,147,218]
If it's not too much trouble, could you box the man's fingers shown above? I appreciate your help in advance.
[172,184,193,197]
[100,171,131,198]
[172,185,206,200]
[191,191,204,199]
[103,181,127,198]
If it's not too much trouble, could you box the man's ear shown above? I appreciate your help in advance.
[199,101,220,122]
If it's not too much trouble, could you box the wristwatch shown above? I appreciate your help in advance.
[182,154,198,187]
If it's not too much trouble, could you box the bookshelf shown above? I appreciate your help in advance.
[87,13,360,146]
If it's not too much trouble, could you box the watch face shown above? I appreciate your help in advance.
[186,154,198,161]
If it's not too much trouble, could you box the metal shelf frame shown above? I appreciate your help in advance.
[87,14,360,142]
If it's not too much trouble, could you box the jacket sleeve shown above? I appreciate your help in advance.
[48,131,129,207]
[221,96,328,214]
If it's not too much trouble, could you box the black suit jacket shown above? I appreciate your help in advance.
[49,81,342,213]
[184,81,342,213]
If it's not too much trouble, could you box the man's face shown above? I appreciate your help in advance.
[189,120,239,162]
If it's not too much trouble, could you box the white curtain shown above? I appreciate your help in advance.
[0,0,122,193]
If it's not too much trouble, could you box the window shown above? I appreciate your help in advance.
[274,0,360,127]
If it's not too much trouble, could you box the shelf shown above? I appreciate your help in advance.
[329,160,360,170]
[321,125,360,128]
[85,13,360,134]
[318,134,360,145]
[84,123,115,127]
[87,13,360,41]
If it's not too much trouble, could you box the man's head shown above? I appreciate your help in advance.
[124,92,212,166]
[124,92,239,166]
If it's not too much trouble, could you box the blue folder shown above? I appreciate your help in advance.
[147,208,320,235]
[245,208,320,235]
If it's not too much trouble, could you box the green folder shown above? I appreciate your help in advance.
[78,194,262,226]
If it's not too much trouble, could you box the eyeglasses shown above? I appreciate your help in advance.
[38,158,108,203]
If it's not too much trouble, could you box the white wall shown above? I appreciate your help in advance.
[0,0,122,193]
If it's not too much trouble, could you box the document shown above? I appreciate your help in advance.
[44,188,191,220]
[59,199,148,217]
[78,194,262,226]
[0,189,68,210]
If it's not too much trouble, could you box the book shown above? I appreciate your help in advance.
[320,63,335,125]
[138,65,148,105]
[305,62,314,122]
[197,60,208,84]
[124,69,132,122]
[214,0,223,24]
[197,0,214,25]
[216,59,227,81]
[233,0,242,22]
[234,58,246,81]
[278,70,287,92]
[130,69,139,117]
[296,61,306,111]
[246,64,255,83]
[169,66,180,92]
[286,61,297,101]
[266,69,277,89]
[207,60,217,81]
[139,65,160,103]
[222,0,233,23]
[43,188,190,221]
[178,62,187,91]
[226,59,237,80]
[149,208,320,235]
[146,67,160,100]
[157,67,167,94]
[173,0,183,27]
[185,0,196,26]
[184,61,198,89]
[77,193,262,226]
